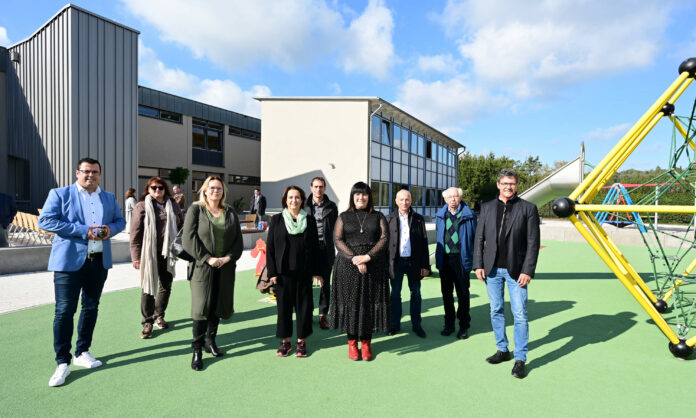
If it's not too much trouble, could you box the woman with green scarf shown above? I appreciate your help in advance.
[267,185,322,357]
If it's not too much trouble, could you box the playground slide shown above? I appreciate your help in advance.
[519,149,585,206]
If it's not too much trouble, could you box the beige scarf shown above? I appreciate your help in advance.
[140,196,178,296]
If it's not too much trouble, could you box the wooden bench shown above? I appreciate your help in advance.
[11,211,53,236]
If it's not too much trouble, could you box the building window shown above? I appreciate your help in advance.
[228,175,261,185]
[229,126,261,140]
[381,120,391,145]
[193,119,223,151]
[138,105,182,123]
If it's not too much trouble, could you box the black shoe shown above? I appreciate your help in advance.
[511,360,526,378]
[388,328,400,336]
[319,316,329,330]
[456,328,469,340]
[486,350,511,364]
[204,341,225,357]
[413,327,427,338]
[191,349,203,371]
[440,326,455,336]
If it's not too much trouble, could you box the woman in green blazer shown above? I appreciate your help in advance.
[182,176,243,371]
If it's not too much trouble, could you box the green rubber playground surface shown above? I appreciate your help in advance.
[1,240,695,416]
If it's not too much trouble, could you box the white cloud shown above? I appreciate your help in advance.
[586,123,631,141]
[138,41,270,117]
[0,27,10,46]
[123,0,395,79]
[394,76,508,134]
[417,54,460,74]
[435,0,671,98]
[330,82,342,95]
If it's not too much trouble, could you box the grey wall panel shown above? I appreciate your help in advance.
[6,5,138,212]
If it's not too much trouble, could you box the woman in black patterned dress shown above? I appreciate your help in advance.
[329,182,390,361]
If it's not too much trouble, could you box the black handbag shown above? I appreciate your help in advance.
[170,228,195,262]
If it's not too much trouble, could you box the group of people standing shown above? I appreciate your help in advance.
[37,157,539,387]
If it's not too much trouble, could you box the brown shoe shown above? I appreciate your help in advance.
[141,323,153,339]
[319,316,329,330]
[154,316,169,329]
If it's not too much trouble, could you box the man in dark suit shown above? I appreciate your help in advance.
[38,157,126,387]
[305,177,338,329]
[473,168,540,379]
[387,189,430,338]
[250,188,267,221]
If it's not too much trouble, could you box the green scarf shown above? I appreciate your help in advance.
[282,208,307,235]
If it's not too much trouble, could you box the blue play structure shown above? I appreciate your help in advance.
[595,183,647,233]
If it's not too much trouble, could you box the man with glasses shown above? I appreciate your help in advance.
[473,168,540,379]
[39,157,126,387]
[304,177,338,329]
[435,187,477,340]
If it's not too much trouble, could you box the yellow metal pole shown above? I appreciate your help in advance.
[581,214,658,302]
[570,214,681,343]
[575,204,696,213]
[661,279,683,302]
[569,72,690,201]
[686,335,696,347]
[583,112,663,202]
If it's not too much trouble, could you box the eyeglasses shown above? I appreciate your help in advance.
[149,185,165,191]
[208,187,223,191]
[499,182,517,188]
[78,169,100,175]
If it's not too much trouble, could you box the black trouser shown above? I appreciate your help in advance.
[276,271,314,339]
[440,254,470,330]
[192,269,221,349]
[141,256,174,324]
[317,259,333,317]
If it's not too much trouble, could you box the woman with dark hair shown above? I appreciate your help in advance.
[130,177,184,339]
[267,185,322,357]
[124,188,137,232]
[183,176,243,371]
[330,181,390,361]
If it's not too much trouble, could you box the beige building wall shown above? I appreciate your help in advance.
[138,114,260,208]
[260,99,370,212]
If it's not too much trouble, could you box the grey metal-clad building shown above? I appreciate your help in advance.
[0,4,138,211]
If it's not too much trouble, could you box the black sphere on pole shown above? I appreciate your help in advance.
[552,197,575,218]
[668,340,694,359]
[653,299,668,313]
[678,58,696,77]
[661,103,675,116]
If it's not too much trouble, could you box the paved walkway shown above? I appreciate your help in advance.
[0,250,260,315]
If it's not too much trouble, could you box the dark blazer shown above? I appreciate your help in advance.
[182,204,243,320]
[305,194,338,266]
[386,208,431,279]
[266,212,321,283]
[0,192,17,228]
[472,196,540,280]
[251,195,267,216]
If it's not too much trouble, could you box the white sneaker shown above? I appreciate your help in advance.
[73,352,103,368]
[49,363,70,387]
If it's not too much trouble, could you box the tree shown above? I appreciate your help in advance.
[459,152,516,205]
[168,167,190,186]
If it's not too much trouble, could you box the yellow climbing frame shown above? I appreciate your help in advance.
[558,59,696,357]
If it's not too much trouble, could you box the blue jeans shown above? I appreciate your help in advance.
[486,268,528,362]
[53,257,108,365]
[390,258,422,329]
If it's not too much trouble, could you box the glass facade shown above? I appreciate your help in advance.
[370,115,458,217]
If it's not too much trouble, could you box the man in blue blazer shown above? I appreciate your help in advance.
[38,157,126,387]
[435,187,477,340]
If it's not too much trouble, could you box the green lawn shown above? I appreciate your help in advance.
[1,240,694,416]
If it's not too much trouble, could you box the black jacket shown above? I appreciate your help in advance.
[0,192,18,228]
[472,196,540,279]
[386,208,431,279]
[266,213,321,282]
[251,195,266,216]
[305,194,338,266]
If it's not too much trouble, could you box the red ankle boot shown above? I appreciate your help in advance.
[361,339,373,361]
[348,339,359,360]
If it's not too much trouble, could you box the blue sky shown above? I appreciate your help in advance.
[2,0,696,170]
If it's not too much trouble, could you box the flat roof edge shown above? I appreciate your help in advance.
[10,4,140,49]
